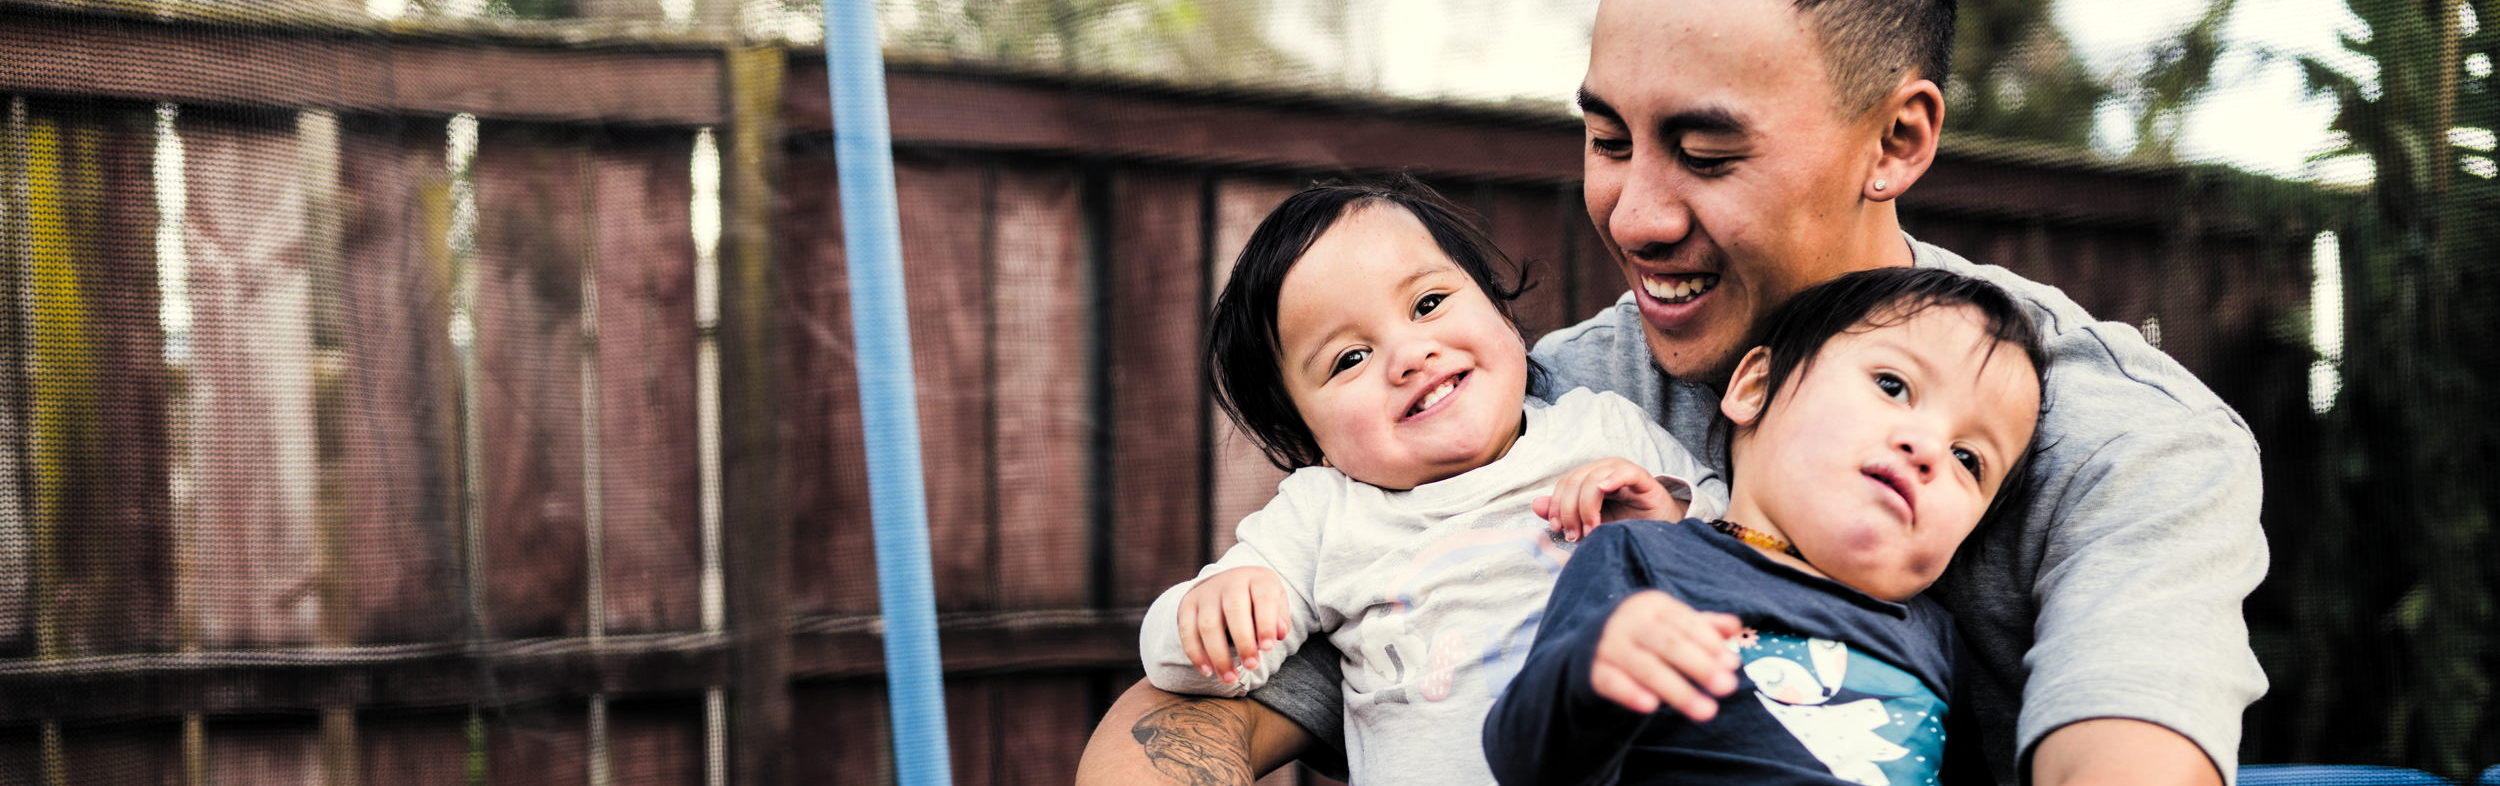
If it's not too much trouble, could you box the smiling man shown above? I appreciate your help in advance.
[1077,1,2268,783]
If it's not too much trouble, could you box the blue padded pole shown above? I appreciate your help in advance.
[823,1,953,783]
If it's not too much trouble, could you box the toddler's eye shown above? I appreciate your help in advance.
[1874,372,1909,401]
[1413,293,1446,318]
[1331,347,1370,376]
[1953,447,1982,478]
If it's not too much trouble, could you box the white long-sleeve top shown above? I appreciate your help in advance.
[1140,387,1727,784]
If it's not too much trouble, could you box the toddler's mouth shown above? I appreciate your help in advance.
[1404,371,1468,419]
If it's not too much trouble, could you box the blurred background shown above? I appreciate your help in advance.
[0,0,2490,782]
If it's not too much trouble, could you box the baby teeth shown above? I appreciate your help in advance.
[1642,275,1718,303]
[1414,379,1457,414]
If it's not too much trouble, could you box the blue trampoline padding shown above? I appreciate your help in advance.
[2239,764,2457,785]
[2481,764,2500,785]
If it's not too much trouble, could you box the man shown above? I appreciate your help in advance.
[1077,0,2267,783]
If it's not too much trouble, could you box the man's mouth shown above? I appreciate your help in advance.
[1640,273,1719,305]
[1405,372,1467,419]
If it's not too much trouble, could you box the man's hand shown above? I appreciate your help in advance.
[1076,678,1314,785]
[1535,459,1686,543]
[2032,718,2223,786]
[1590,589,1743,720]
[1177,567,1289,683]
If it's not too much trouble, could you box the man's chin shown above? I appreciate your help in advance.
[1641,332,1742,389]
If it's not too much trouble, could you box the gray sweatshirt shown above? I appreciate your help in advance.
[1143,389,1727,785]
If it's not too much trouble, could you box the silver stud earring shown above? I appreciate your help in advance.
[1872,178,1889,192]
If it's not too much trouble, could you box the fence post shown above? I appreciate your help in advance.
[719,42,791,786]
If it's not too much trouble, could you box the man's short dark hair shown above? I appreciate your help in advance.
[1792,0,1958,114]
[1206,174,1543,472]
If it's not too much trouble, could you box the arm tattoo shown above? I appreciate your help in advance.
[1130,698,1258,785]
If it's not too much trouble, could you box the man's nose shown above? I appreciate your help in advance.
[1609,157,1692,258]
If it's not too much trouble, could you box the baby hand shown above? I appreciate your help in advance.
[1176,566,1289,684]
[1592,590,1744,721]
[1532,458,1688,543]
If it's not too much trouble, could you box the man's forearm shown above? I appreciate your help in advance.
[2031,718,2225,786]
[1077,678,1312,785]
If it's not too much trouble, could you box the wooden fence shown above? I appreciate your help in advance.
[0,4,2325,783]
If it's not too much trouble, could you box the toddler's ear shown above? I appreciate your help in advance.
[1718,347,1775,427]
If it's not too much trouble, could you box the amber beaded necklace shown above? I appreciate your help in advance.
[1708,519,1803,560]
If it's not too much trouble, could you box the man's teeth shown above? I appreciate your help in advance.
[1412,378,1458,415]
[1642,275,1719,303]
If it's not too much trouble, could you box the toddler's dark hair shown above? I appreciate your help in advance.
[1207,175,1542,472]
[1737,266,2050,519]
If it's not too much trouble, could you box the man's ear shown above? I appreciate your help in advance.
[1864,78,1944,203]
[1719,346,1776,427]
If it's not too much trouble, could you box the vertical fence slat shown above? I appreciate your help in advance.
[62,721,180,785]
[989,165,1088,609]
[771,152,876,616]
[177,110,322,649]
[27,103,172,657]
[608,701,703,785]
[894,152,994,610]
[205,720,323,786]
[991,677,1089,786]
[486,705,589,785]
[591,132,702,635]
[945,682,997,786]
[1104,170,1206,605]
[1476,186,1572,340]
[0,97,30,658]
[336,116,461,644]
[1562,210,1617,329]
[791,683,890,784]
[356,713,469,786]
[472,125,590,639]
[1204,178,1297,557]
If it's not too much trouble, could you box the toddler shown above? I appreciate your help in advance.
[1139,178,1728,784]
[1482,266,2048,785]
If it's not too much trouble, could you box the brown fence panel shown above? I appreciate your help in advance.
[772,152,878,617]
[792,681,890,784]
[25,102,173,658]
[894,151,995,611]
[990,164,1090,610]
[205,719,324,786]
[472,124,591,640]
[61,720,180,785]
[992,677,1091,786]
[1105,169,1209,605]
[609,700,704,785]
[335,115,463,645]
[591,132,703,636]
[176,108,324,650]
[1205,177,1298,556]
[1476,185,1575,340]
[486,704,588,785]
[357,712,471,786]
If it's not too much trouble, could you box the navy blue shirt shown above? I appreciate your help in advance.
[1483,519,1958,785]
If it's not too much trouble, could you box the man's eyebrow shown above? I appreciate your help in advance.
[1658,106,1749,139]
[1576,86,1622,125]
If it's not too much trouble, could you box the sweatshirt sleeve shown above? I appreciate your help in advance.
[1483,525,1668,785]
[1140,472,1333,697]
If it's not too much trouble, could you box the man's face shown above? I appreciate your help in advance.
[1582,0,1890,385]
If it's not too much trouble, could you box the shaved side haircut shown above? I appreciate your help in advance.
[1791,0,1958,114]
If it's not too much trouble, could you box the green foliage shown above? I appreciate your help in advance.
[2264,0,2500,776]
[1948,0,2111,148]
[883,0,1322,88]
